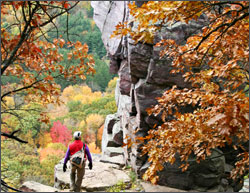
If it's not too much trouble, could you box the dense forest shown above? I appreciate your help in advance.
[1,1,116,189]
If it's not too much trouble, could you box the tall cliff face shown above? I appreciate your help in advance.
[91,2,243,192]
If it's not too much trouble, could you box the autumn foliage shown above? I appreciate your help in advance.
[39,143,65,162]
[50,121,72,147]
[113,1,249,184]
[1,1,95,125]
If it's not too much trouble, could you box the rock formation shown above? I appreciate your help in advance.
[91,1,244,192]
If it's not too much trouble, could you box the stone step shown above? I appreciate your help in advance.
[104,147,124,157]
[106,134,121,147]
[140,181,187,192]
[100,154,125,167]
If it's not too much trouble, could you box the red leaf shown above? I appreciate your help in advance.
[64,3,70,9]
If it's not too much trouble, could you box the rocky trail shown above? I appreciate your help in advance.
[20,153,249,192]
[20,154,190,192]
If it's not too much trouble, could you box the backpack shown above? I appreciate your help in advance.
[70,143,86,168]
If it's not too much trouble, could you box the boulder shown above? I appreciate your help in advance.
[115,78,132,118]
[83,164,130,192]
[54,159,71,190]
[115,78,121,106]
[130,153,147,172]
[117,94,131,117]
[156,149,225,190]
[123,116,137,164]
[102,133,121,153]
[20,181,59,192]
[154,19,206,46]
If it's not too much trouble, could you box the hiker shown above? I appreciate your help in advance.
[63,131,93,192]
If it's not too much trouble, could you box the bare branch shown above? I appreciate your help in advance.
[1,179,23,192]
[1,79,43,101]
[206,1,247,10]
[1,130,28,144]
[1,41,9,62]
[1,70,64,101]
[36,26,51,42]
[36,1,59,39]
[22,2,27,24]
[12,4,22,33]
[38,2,79,28]
[66,11,71,43]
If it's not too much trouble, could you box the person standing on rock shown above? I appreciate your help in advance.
[63,131,93,192]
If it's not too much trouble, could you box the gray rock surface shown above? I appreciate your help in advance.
[54,157,129,192]
[20,181,59,192]
[100,154,125,167]
[91,1,126,56]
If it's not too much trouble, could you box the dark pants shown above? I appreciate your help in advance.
[70,161,85,192]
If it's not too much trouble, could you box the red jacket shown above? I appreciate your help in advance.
[69,140,84,156]
[64,140,91,165]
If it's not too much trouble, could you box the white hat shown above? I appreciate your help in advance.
[73,131,82,139]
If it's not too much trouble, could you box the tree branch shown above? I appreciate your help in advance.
[1,130,28,144]
[1,2,79,75]
[194,12,248,51]
[12,4,22,33]
[206,1,247,10]
[36,1,59,39]
[38,2,79,28]
[66,11,71,43]
[1,79,43,101]
[1,179,23,192]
